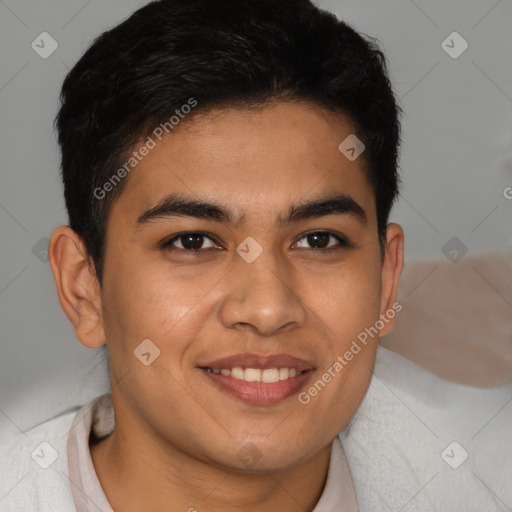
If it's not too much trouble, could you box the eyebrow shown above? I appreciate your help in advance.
[135,192,367,227]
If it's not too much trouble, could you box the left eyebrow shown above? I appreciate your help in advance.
[278,193,367,226]
[135,192,367,227]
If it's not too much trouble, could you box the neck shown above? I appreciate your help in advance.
[90,419,332,512]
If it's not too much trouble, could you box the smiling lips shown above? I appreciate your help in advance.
[198,353,315,404]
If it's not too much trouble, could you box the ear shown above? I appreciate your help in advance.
[379,222,405,337]
[48,225,106,348]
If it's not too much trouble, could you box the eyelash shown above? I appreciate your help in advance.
[160,230,351,254]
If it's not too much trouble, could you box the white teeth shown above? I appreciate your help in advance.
[262,368,280,383]
[231,367,245,380]
[244,368,261,382]
[208,367,303,382]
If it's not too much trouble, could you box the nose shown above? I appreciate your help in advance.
[219,250,307,337]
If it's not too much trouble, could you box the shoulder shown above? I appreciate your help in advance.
[0,407,79,511]
[340,345,512,511]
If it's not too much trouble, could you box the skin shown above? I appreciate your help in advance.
[49,101,404,511]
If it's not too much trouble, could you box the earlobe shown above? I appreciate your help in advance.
[379,222,405,337]
[48,225,106,348]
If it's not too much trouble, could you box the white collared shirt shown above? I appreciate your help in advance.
[3,346,510,510]
[0,392,359,511]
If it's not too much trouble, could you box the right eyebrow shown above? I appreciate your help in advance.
[135,193,245,227]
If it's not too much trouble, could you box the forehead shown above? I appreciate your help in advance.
[109,101,376,227]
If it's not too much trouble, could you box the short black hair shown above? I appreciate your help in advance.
[55,0,402,284]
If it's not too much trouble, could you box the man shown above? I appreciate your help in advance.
[1,0,404,510]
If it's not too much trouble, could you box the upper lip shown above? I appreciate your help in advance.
[198,353,316,373]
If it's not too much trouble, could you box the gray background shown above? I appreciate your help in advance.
[0,0,511,441]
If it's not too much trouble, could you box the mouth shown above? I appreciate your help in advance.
[203,366,307,381]
[197,353,316,405]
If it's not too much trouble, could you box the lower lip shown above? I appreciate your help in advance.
[200,369,314,405]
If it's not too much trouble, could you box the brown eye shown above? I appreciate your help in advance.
[163,232,217,251]
[306,232,330,248]
[294,231,348,250]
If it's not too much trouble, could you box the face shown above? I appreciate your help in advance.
[63,101,403,472]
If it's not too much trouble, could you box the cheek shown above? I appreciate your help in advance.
[297,261,381,410]
[101,255,223,351]
[305,261,382,340]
